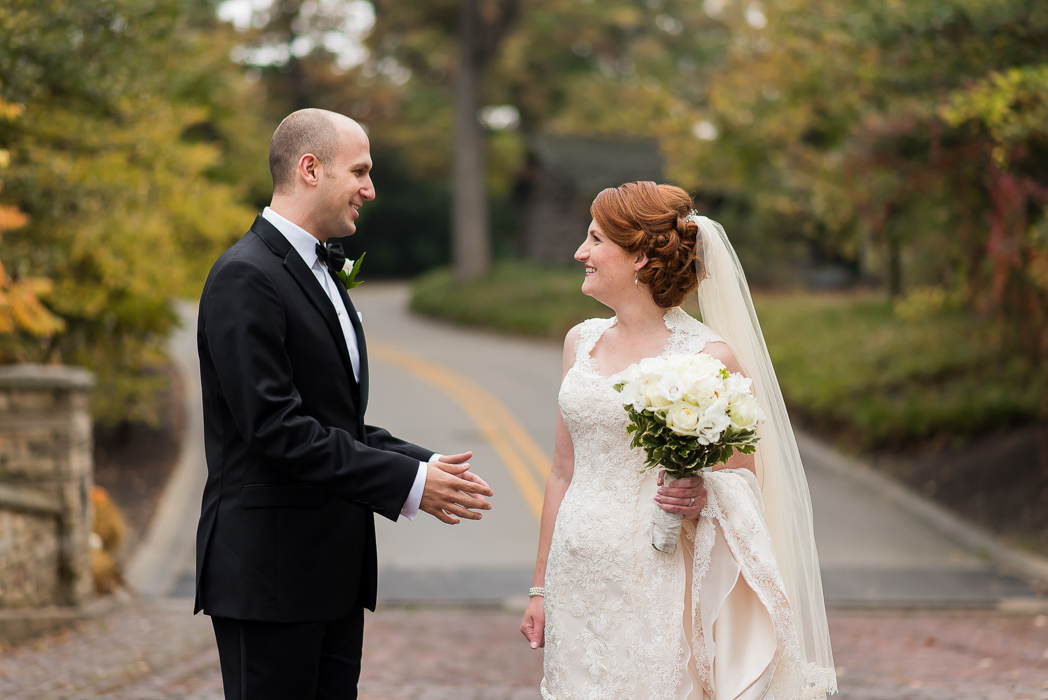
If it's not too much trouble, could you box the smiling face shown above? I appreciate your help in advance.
[575,219,643,305]
[311,120,375,240]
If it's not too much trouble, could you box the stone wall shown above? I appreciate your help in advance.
[0,365,94,609]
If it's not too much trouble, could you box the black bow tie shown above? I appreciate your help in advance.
[315,241,346,276]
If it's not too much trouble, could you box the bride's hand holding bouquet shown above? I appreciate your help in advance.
[615,352,765,553]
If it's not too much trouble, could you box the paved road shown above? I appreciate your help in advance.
[127,301,206,600]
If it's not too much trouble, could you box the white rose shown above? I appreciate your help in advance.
[656,370,685,403]
[724,372,753,399]
[665,354,692,372]
[643,381,673,410]
[727,395,765,431]
[695,397,731,444]
[685,371,723,408]
[619,379,647,411]
[666,400,701,435]
[342,259,355,274]
[682,355,724,384]
[618,363,642,383]
[638,356,669,381]
[692,352,725,374]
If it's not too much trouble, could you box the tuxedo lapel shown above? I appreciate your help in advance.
[334,279,370,412]
[250,217,358,389]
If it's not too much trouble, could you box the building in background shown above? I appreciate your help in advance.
[514,134,664,265]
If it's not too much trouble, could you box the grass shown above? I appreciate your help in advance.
[410,262,1043,449]
[754,294,1041,448]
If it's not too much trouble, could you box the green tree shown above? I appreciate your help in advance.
[294,0,521,281]
[0,0,269,425]
[235,0,730,278]
[686,0,1047,298]
[681,0,1048,432]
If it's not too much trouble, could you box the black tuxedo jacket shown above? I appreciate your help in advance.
[194,215,431,622]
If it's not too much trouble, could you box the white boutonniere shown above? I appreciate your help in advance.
[336,252,366,290]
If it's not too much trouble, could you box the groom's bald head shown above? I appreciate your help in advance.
[268,108,373,241]
[269,108,347,194]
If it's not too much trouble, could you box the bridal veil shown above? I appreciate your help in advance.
[692,215,838,697]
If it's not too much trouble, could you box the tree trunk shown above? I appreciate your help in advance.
[452,0,491,282]
[886,231,902,300]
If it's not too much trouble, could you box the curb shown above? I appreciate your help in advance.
[795,430,1048,592]
[0,590,131,645]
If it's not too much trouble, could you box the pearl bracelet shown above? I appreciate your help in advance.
[528,587,545,597]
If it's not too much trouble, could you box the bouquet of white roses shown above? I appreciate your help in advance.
[614,352,766,553]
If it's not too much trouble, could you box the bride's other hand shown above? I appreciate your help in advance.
[654,471,707,519]
[521,596,545,649]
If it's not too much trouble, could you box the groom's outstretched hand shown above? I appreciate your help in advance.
[420,452,494,524]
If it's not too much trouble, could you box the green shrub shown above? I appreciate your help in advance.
[410,263,608,338]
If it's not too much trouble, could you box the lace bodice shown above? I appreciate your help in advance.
[560,306,725,466]
[558,307,725,513]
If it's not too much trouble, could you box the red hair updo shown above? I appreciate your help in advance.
[589,181,703,309]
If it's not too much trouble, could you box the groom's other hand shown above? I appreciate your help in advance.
[420,455,494,524]
[438,451,492,503]
[436,451,472,466]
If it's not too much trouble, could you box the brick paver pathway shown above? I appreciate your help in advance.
[0,600,1046,699]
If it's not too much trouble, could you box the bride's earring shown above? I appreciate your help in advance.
[634,273,639,286]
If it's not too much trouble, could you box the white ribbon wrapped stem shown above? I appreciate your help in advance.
[651,476,687,553]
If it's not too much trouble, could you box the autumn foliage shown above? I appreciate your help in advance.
[0,97,63,339]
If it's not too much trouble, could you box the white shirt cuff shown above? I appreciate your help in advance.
[399,461,429,521]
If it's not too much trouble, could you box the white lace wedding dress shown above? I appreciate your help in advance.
[542,308,829,700]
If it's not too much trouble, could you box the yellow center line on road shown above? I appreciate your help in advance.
[369,340,551,521]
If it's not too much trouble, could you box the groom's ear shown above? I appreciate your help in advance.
[298,153,321,187]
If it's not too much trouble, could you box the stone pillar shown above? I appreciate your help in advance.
[0,365,95,608]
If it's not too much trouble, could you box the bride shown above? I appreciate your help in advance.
[520,182,837,699]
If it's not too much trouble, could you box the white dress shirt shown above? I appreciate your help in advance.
[262,207,428,520]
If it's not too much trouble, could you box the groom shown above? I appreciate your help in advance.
[194,108,494,699]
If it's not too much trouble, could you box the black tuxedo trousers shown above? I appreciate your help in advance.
[195,216,432,696]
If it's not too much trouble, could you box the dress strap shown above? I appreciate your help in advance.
[572,317,616,373]
[662,307,725,356]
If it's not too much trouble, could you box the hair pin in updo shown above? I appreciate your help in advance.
[687,211,711,281]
